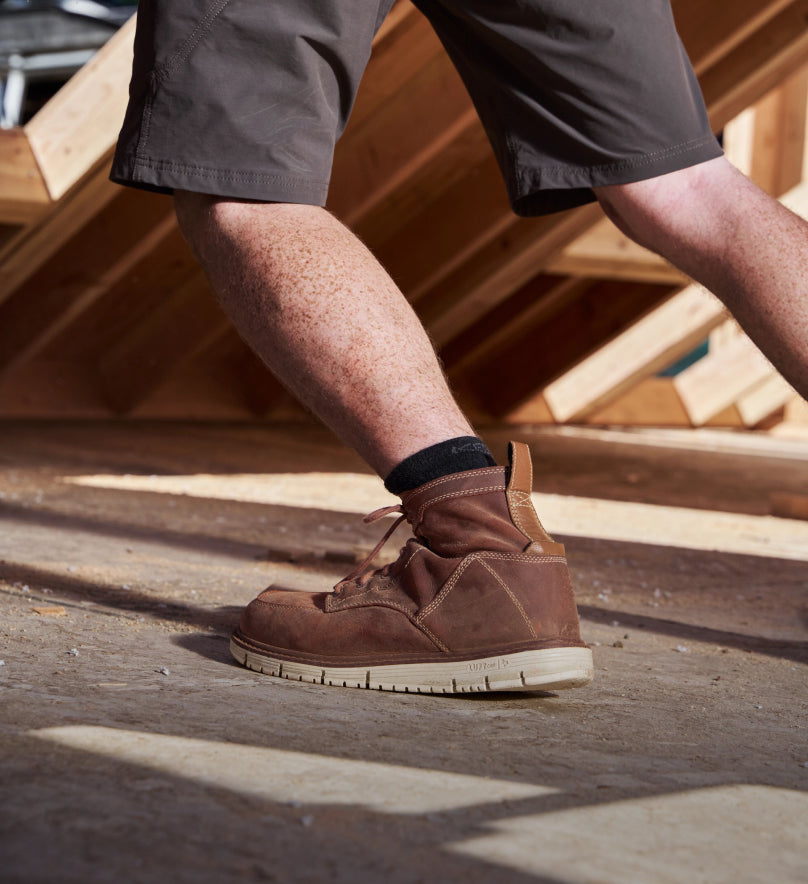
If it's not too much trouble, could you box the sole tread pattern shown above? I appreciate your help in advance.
[232,639,593,694]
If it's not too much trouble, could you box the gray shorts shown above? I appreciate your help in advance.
[111,0,722,216]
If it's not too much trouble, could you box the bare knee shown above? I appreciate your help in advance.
[174,192,259,261]
[593,156,736,251]
[173,192,326,263]
[173,191,230,262]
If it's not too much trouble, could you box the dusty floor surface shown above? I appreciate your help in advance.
[1,421,806,883]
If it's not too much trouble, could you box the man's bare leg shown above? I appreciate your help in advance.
[174,194,474,477]
[174,194,592,692]
[596,156,808,398]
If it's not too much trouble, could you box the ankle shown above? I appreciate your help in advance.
[383,436,496,495]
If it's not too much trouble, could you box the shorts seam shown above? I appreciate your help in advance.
[534,133,718,179]
[135,76,156,162]
[128,156,329,189]
[155,0,234,81]
[136,1,234,161]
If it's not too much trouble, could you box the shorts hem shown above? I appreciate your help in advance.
[511,134,723,217]
[109,154,330,205]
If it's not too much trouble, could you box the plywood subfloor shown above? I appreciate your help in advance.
[1,422,807,883]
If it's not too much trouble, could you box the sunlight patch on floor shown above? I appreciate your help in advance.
[29,725,554,815]
[66,472,808,561]
[449,784,808,883]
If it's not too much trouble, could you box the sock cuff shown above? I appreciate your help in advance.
[384,436,497,495]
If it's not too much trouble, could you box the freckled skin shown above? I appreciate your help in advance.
[174,197,475,477]
[175,156,808,478]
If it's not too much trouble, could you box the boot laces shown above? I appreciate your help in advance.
[335,504,406,592]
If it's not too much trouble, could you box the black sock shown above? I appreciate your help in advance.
[384,436,497,495]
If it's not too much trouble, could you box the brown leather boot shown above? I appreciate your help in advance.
[231,441,593,693]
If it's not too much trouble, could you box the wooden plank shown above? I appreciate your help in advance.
[342,107,484,240]
[421,204,604,348]
[545,217,688,284]
[722,107,757,175]
[25,15,135,200]
[0,189,175,374]
[701,2,808,131]
[451,280,677,419]
[37,225,199,364]
[674,0,795,76]
[0,154,120,306]
[784,396,808,423]
[370,149,515,301]
[128,356,255,420]
[0,360,111,417]
[780,180,808,216]
[0,224,24,252]
[750,67,808,196]
[128,327,310,420]
[0,214,177,379]
[372,0,417,46]
[704,403,746,427]
[0,129,51,224]
[329,8,474,225]
[99,277,230,414]
[769,492,808,519]
[503,394,556,425]
[229,346,289,418]
[541,285,727,423]
[443,275,590,378]
[673,333,776,425]
[767,396,808,437]
[736,372,797,425]
[584,377,693,427]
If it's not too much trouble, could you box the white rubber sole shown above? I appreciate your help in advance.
[230,639,594,694]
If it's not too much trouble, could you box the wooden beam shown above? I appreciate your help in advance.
[99,274,230,414]
[675,0,796,77]
[545,217,688,284]
[503,394,556,425]
[673,333,776,425]
[0,214,177,379]
[0,155,120,306]
[0,189,175,376]
[783,395,808,424]
[770,492,808,519]
[128,352,255,421]
[736,372,797,426]
[442,275,587,377]
[371,149,516,298]
[701,1,808,131]
[128,327,310,420]
[540,285,727,423]
[24,16,135,200]
[780,180,808,216]
[422,204,605,348]
[451,279,677,419]
[345,109,487,247]
[329,6,477,226]
[750,67,808,196]
[0,359,111,418]
[584,377,692,427]
[722,107,757,175]
[0,129,51,224]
